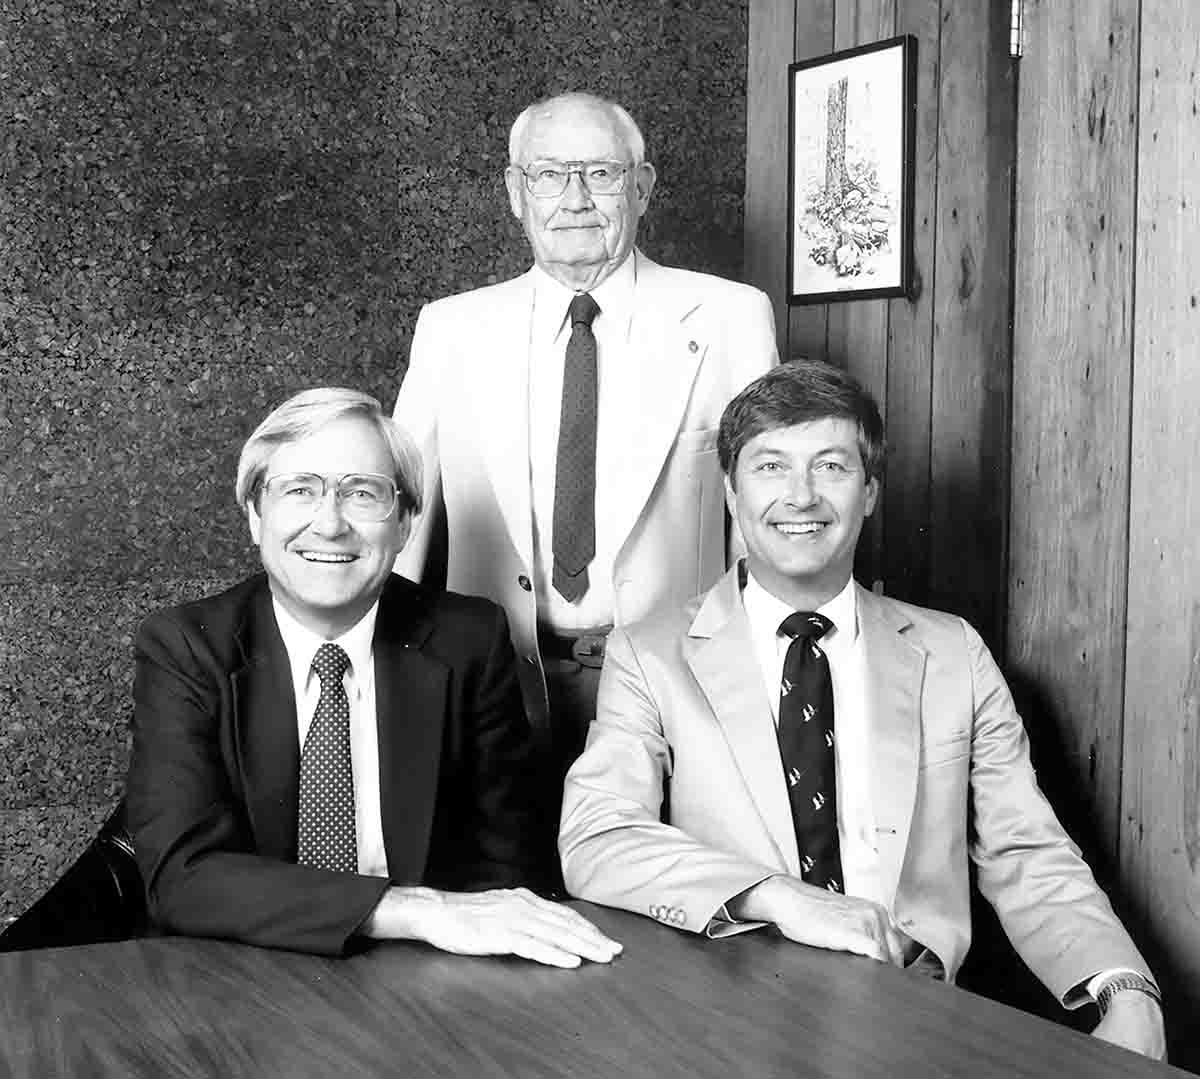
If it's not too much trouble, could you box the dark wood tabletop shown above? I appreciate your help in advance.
[0,902,1184,1078]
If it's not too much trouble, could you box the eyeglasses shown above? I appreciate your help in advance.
[258,472,399,523]
[515,160,631,198]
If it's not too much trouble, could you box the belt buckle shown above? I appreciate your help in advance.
[571,633,607,669]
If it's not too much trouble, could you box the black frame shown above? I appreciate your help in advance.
[787,35,917,305]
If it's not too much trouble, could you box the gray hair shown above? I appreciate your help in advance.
[235,387,423,515]
[508,92,646,165]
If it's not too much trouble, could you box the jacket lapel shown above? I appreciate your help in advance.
[608,252,707,555]
[231,586,301,860]
[474,273,536,567]
[857,585,924,906]
[373,577,448,882]
[685,567,799,872]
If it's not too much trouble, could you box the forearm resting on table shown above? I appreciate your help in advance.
[729,875,906,966]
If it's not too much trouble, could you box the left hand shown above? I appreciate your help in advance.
[1091,991,1166,1061]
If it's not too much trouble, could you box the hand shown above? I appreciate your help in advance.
[731,875,907,966]
[1092,991,1166,1061]
[366,886,623,969]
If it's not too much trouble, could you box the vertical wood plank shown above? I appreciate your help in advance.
[787,0,835,362]
[746,0,797,347]
[1122,8,1200,1064]
[827,0,896,588]
[883,0,940,605]
[928,0,1013,648]
[1007,0,1138,867]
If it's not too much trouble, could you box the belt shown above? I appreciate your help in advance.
[537,625,612,669]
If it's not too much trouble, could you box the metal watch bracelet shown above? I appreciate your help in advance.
[1095,973,1162,1017]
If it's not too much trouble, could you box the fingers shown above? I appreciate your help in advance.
[429,888,623,968]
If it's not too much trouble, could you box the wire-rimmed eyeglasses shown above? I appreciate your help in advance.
[514,160,631,198]
[257,472,399,523]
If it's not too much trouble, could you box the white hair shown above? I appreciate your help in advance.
[235,387,423,515]
[508,92,646,165]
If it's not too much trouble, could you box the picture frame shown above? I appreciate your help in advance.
[787,35,917,304]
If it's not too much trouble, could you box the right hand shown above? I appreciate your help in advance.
[369,887,623,969]
[733,875,907,966]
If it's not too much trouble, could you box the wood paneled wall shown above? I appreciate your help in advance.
[746,0,1015,648]
[750,0,1200,1067]
[1012,1,1200,1065]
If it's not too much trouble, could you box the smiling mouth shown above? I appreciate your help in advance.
[299,552,357,563]
[773,522,827,535]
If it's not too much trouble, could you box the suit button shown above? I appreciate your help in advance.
[517,574,532,591]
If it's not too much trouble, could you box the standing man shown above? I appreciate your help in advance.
[393,92,778,786]
[127,388,620,967]
[560,362,1165,1059]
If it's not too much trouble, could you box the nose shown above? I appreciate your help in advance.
[784,469,819,507]
[307,489,350,536]
[559,169,595,210]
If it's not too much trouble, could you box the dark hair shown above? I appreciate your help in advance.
[717,360,885,483]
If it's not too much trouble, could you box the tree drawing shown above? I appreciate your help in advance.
[801,76,895,279]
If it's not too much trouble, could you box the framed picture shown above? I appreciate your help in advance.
[788,35,917,304]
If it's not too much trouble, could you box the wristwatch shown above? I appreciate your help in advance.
[1095,972,1162,1017]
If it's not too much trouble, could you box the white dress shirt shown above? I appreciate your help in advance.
[742,571,885,908]
[272,600,388,878]
[528,251,637,632]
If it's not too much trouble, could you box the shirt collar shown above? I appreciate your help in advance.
[530,248,637,343]
[741,568,859,644]
[271,598,380,691]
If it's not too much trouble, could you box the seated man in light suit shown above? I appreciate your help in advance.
[127,388,619,967]
[394,92,778,790]
[560,362,1165,1059]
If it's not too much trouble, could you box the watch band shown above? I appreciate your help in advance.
[1095,973,1162,1016]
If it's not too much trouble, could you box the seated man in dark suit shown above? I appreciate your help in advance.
[127,387,619,967]
[560,362,1164,1058]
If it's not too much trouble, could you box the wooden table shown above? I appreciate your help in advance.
[0,903,1184,1078]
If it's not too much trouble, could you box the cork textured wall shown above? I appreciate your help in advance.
[0,0,749,922]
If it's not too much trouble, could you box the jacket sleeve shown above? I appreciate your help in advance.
[429,603,557,894]
[726,285,779,566]
[392,300,445,583]
[963,619,1154,1005]
[126,613,389,955]
[559,627,777,933]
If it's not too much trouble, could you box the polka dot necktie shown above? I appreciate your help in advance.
[552,292,601,602]
[777,612,843,893]
[297,642,357,873]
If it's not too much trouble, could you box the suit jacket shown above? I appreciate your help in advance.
[126,573,549,956]
[393,250,778,734]
[559,566,1152,1004]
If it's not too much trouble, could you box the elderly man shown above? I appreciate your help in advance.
[393,92,778,790]
[560,362,1165,1059]
[127,388,619,967]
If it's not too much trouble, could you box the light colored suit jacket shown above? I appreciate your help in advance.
[393,251,778,733]
[559,565,1151,1004]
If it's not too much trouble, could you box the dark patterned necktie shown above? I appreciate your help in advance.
[777,612,842,893]
[297,642,357,873]
[552,292,601,602]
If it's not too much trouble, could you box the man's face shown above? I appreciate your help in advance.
[504,99,656,290]
[247,416,410,637]
[726,418,878,609]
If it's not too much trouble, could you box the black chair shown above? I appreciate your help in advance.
[0,800,145,952]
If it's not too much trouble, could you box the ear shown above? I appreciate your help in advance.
[864,476,880,518]
[504,166,525,221]
[633,162,656,214]
[723,472,738,518]
[394,509,413,554]
[246,502,263,545]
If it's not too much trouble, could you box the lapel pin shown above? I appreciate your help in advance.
[688,340,699,353]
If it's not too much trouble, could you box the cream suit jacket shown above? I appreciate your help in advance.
[560,566,1151,1004]
[393,252,778,735]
